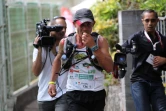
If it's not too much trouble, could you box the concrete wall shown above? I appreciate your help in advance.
[13,83,38,111]
[104,85,121,111]
[118,10,144,111]
[7,82,38,111]
[105,10,144,111]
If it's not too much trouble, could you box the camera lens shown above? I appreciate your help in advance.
[120,57,124,62]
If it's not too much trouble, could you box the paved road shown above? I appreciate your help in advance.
[24,100,38,111]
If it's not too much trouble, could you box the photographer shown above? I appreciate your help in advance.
[32,16,68,111]
[120,10,166,111]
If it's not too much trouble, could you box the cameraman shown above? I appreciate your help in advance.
[121,10,166,111]
[32,16,68,111]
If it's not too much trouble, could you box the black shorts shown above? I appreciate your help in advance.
[66,89,106,111]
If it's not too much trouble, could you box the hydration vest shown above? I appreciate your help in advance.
[60,32,103,75]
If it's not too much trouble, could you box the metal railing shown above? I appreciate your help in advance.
[7,1,60,93]
[0,1,60,111]
[157,17,166,92]
[0,0,8,110]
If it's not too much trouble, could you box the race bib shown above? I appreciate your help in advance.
[72,72,95,89]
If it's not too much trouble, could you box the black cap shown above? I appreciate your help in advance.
[73,8,94,24]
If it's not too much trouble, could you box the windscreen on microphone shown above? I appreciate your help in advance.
[115,44,122,51]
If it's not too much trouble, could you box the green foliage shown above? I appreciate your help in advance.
[120,0,166,16]
[139,0,166,16]
[104,73,113,87]
[91,0,121,20]
[103,71,120,87]
[91,0,122,51]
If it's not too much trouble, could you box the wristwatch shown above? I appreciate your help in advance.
[90,45,99,52]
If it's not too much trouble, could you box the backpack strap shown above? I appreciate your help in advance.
[63,32,76,53]
[61,32,76,71]
[61,32,103,73]
[86,32,103,71]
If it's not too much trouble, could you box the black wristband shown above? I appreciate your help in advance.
[33,44,39,49]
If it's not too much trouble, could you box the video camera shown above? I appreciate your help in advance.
[35,19,64,47]
[113,40,137,79]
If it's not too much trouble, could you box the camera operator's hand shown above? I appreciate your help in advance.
[48,84,57,97]
[116,50,121,53]
[34,36,40,45]
[33,36,41,49]
[82,32,96,48]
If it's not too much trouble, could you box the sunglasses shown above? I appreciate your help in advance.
[143,19,157,23]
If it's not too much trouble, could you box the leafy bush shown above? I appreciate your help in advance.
[91,0,122,51]
[139,0,166,16]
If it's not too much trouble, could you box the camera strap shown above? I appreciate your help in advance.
[113,63,119,79]
[144,30,163,51]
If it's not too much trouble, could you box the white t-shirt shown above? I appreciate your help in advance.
[33,47,68,101]
[63,35,104,92]
[66,47,104,92]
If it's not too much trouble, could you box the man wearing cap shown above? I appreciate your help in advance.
[48,8,113,111]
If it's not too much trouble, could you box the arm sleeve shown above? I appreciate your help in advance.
[122,33,137,48]
[32,48,38,62]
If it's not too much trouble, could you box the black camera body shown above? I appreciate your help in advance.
[114,53,127,67]
[36,19,64,47]
[113,40,137,79]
